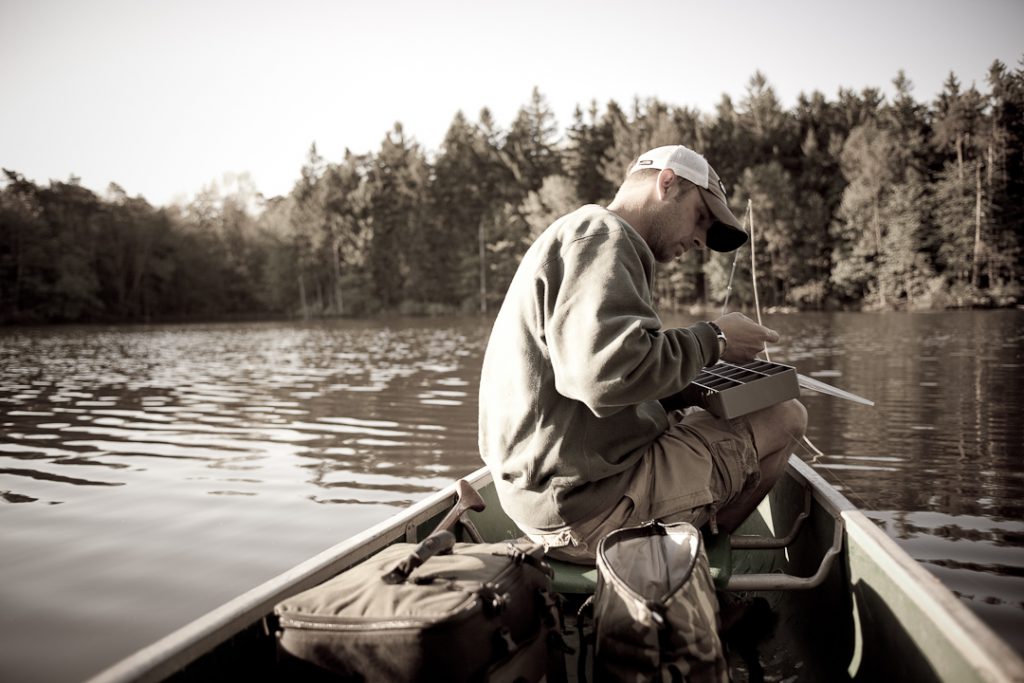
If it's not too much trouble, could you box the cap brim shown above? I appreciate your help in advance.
[699,188,748,252]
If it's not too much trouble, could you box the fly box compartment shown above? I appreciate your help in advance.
[670,360,799,419]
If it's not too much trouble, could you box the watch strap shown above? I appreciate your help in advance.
[706,321,727,363]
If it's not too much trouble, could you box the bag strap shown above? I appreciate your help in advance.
[575,595,595,683]
[496,539,554,578]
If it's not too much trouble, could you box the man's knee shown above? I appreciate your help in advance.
[748,399,807,455]
[779,399,808,438]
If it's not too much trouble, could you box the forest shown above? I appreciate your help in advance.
[1,61,1021,324]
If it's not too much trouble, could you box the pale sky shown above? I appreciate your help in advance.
[2,0,1021,207]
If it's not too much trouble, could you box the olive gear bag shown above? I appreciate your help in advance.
[585,521,728,683]
[274,536,562,682]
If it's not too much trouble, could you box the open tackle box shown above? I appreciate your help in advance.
[670,359,800,419]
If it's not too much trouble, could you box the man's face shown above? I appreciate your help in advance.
[646,181,713,263]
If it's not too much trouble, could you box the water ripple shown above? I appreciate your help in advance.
[1,312,1022,679]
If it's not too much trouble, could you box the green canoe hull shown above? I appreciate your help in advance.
[88,456,1024,683]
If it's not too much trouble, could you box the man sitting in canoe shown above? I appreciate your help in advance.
[478,144,807,562]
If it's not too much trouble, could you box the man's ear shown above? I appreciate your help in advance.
[656,169,676,200]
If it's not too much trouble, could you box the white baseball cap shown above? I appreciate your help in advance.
[629,145,748,252]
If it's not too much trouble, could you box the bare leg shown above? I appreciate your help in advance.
[715,399,807,533]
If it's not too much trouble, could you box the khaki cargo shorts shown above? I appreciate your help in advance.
[526,409,761,564]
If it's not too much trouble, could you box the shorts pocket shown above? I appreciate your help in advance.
[709,439,760,507]
[633,449,715,521]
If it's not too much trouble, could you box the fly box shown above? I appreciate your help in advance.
[669,360,799,419]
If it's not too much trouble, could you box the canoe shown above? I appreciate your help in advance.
[88,455,1024,683]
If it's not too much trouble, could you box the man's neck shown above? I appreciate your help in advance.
[606,197,649,242]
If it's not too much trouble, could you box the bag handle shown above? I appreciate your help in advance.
[380,530,456,584]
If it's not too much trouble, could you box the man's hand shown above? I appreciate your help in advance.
[713,312,780,362]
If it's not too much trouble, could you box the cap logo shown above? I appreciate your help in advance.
[638,160,653,166]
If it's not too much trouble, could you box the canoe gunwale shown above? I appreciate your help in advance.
[85,458,1024,683]
[85,467,495,683]
[787,457,1024,682]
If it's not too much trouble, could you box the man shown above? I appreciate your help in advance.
[478,144,807,562]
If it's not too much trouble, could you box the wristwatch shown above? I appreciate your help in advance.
[707,321,727,361]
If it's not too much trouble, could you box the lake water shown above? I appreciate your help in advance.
[1,311,1021,681]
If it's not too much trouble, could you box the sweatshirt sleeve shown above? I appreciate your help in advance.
[543,229,720,417]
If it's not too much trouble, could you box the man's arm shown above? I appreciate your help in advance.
[544,231,719,416]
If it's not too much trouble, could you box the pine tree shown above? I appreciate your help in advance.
[737,71,797,169]
[564,101,615,204]
[501,87,562,196]
[254,195,300,313]
[429,110,492,308]
[830,123,900,306]
[932,75,989,300]
[792,90,847,305]
[290,143,327,317]
[321,151,372,315]
[984,60,1024,300]
[0,171,49,322]
[733,162,804,308]
[365,123,430,310]
[595,100,632,190]
[702,94,746,195]
[877,179,935,308]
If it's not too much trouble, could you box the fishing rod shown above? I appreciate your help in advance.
[724,201,874,409]
[719,200,875,476]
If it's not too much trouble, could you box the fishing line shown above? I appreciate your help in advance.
[720,205,745,317]
[747,200,771,363]
[726,199,871,511]
[795,431,875,511]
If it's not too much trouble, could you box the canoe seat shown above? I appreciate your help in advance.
[704,532,733,590]
[702,484,845,591]
[547,558,598,595]
[543,534,780,595]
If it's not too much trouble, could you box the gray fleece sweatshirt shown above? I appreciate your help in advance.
[478,204,720,530]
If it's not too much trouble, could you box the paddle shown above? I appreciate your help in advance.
[381,479,486,584]
[432,479,486,534]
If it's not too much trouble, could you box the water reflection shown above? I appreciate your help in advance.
[740,310,1024,655]
[0,319,490,681]
[1,311,1022,680]
[0,321,487,507]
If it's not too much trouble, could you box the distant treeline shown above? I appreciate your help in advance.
[2,62,1022,324]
